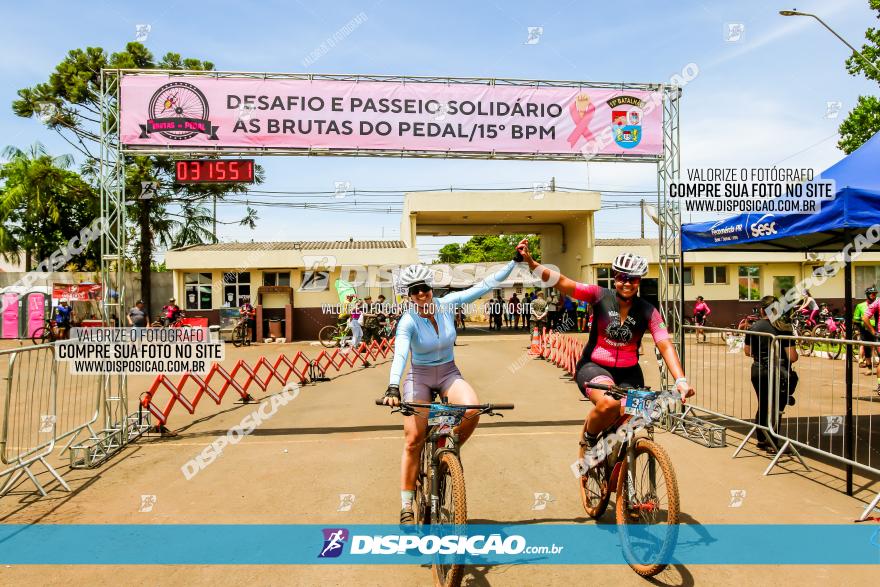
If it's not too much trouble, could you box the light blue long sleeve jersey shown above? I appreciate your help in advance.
[389,260,517,385]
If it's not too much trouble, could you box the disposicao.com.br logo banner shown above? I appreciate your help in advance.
[1,524,879,565]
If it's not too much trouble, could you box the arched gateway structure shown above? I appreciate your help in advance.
[97,70,682,432]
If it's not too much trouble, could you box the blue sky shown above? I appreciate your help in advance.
[0,0,876,260]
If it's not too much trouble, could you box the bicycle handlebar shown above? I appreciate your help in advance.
[374,399,514,410]
[585,381,663,399]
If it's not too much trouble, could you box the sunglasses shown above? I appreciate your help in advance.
[408,284,432,295]
[614,273,642,284]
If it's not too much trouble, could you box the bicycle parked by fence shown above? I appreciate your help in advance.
[577,381,680,578]
[31,318,59,345]
[376,396,514,587]
[231,316,252,348]
[149,312,189,328]
[318,319,354,348]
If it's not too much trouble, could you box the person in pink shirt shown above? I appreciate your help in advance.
[516,241,695,450]
[694,296,712,342]
[861,297,880,393]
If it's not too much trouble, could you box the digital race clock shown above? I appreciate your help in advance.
[174,159,255,183]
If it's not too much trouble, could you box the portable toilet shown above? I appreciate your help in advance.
[1,291,22,339]
[21,290,50,338]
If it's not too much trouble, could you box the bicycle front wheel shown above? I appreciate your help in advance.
[318,325,339,348]
[579,443,610,519]
[433,451,467,587]
[616,438,680,578]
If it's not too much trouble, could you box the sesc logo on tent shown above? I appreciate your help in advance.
[349,533,526,555]
[749,221,777,238]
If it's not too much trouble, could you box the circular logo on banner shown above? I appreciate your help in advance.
[141,82,217,141]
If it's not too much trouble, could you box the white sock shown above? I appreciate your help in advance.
[401,490,415,509]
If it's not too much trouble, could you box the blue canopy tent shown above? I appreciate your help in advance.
[681,131,880,498]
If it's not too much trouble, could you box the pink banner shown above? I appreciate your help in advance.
[120,76,663,156]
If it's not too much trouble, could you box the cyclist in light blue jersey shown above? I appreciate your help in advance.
[381,240,524,524]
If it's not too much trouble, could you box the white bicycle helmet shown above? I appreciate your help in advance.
[399,264,434,289]
[611,252,649,277]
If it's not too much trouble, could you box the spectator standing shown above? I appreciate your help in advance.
[693,295,712,343]
[493,291,504,330]
[563,295,576,329]
[855,286,877,372]
[127,299,148,328]
[53,299,74,339]
[744,296,799,453]
[509,293,520,329]
[531,291,549,332]
[576,299,588,332]
[547,291,559,330]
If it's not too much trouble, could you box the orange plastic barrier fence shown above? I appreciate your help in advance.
[141,337,395,425]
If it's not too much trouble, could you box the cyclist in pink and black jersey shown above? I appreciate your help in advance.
[516,241,695,446]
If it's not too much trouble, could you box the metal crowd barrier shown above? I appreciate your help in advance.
[680,325,806,457]
[681,324,880,521]
[0,344,68,496]
[770,335,880,522]
[0,344,152,496]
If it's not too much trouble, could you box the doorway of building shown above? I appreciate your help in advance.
[640,278,659,309]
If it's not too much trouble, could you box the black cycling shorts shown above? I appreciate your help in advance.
[575,361,645,398]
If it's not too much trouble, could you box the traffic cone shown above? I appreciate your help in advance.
[529,327,542,356]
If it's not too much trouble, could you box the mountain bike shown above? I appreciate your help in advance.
[376,396,514,587]
[231,316,252,347]
[31,318,59,345]
[149,313,189,328]
[318,319,353,348]
[722,306,759,343]
[577,382,680,577]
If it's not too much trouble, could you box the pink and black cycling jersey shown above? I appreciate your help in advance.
[573,283,670,369]
[865,299,880,322]
[694,301,711,317]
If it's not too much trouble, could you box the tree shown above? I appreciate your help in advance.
[13,42,261,316]
[838,0,880,153]
[434,234,541,263]
[0,142,100,270]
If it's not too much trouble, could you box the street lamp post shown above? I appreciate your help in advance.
[779,9,880,78]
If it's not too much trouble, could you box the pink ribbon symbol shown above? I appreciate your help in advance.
[567,100,596,147]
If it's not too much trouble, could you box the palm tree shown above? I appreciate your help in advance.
[0,142,98,269]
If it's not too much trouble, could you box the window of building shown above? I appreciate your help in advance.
[704,265,727,284]
[738,266,761,301]
[223,272,251,306]
[263,271,291,287]
[184,272,212,310]
[667,266,693,285]
[773,275,795,298]
[856,266,880,294]
[596,267,614,289]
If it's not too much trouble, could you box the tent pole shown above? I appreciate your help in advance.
[843,232,854,496]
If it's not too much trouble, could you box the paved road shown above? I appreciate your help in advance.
[0,333,877,585]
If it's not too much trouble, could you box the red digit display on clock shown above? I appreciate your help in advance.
[174,160,255,183]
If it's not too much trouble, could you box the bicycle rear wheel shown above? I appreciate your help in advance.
[432,451,467,587]
[578,442,610,519]
[616,438,680,578]
[31,327,51,345]
[318,325,339,348]
[231,324,245,347]
[793,325,814,356]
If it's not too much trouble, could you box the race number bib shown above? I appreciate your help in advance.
[624,389,654,418]
[428,405,464,426]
